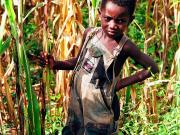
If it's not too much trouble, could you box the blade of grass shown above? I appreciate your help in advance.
[4,0,41,134]
[3,77,17,126]
[125,85,131,106]
[0,12,7,45]
[4,0,18,39]
[92,0,97,8]
[19,0,41,133]
[22,45,41,135]
[23,2,45,22]
[0,37,12,55]
[177,24,180,42]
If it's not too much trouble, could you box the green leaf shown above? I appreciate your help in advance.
[23,2,45,22]
[0,12,7,43]
[4,0,16,23]
[4,0,41,134]
[92,0,100,8]
[125,85,131,106]
[4,0,18,39]
[92,0,97,8]
[178,23,180,42]
[0,37,12,55]
[22,45,41,135]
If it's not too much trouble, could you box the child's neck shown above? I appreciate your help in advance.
[97,29,124,53]
[100,29,123,43]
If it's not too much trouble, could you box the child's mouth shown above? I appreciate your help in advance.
[108,30,117,36]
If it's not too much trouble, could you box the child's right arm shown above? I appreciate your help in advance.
[40,28,92,70]
[48,56,78,70]
[115,40,159,91]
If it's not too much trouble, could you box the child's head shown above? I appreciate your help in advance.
[100,0,137,16]
[99,0,137,39]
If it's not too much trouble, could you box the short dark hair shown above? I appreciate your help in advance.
[100,0,137,16]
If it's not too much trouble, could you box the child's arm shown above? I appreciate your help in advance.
[49,56,78,70]
[40,28,92,70]
[39,51,78,70]
[115,41,159,91]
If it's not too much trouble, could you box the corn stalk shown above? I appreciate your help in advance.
[4,0,41,134]
[87,0,101,26]
[0,5,18,134]
[166,1,180,106]
[45,0,84,122]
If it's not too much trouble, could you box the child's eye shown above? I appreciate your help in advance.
[104,17,112,22]
[115,18,128,24]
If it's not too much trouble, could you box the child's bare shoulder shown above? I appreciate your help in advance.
[80,27,93,44]
[122,39,141,55]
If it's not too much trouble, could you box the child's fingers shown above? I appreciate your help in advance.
[39,52,48,67]
[39,52,54,69]
[40,52,47,58]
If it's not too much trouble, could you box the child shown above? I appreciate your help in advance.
[41,0,158,134]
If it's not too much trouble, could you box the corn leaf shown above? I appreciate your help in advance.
[178,24,180,42]
[92,0,97,8]
[23,2,45,22]
[0,37,11,55]
[125,85,131,106]
[175,49,180,78]
[0,12,7,45]
[3,77,17,123]
[92,0,100,8]
[4,0,18,39]
[22,45,41,135]
[4,0,16,22]
[4,0,41,134]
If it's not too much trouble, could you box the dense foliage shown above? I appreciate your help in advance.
[0,0,179,134]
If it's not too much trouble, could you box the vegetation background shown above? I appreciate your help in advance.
[0,0,179,134]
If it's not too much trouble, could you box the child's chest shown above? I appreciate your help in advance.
[80,36,122,81]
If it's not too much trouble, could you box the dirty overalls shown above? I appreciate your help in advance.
[62,28,128,135]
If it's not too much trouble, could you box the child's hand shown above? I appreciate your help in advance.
[40,52,55,69]
[47,55,55,69]
[40,52,48,68]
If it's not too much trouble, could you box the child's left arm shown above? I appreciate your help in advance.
[115,41,159,91]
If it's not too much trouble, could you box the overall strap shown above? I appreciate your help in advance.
[70,27,100,86]
[75,27,100,69]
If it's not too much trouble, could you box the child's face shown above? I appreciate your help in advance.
[99,1,132,39]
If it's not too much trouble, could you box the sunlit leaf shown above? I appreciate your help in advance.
[0,12,7,45]
[178,23,180,42]
[92,0,97,8]
[0,37,11,55]
[4,0,41,134]
[4,0,17,39]
[22,45,41,135]
[23,2,45,22]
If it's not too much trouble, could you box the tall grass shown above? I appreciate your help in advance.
[87,0,101,26]
[0,0,179,134]
[3,0,41,134]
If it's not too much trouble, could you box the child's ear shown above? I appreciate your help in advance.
[98,8,101,15]
[98,9,101,21]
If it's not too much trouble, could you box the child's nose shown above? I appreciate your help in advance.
[109,20,117,29]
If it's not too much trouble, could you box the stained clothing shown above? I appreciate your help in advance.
[63,28,129,135]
